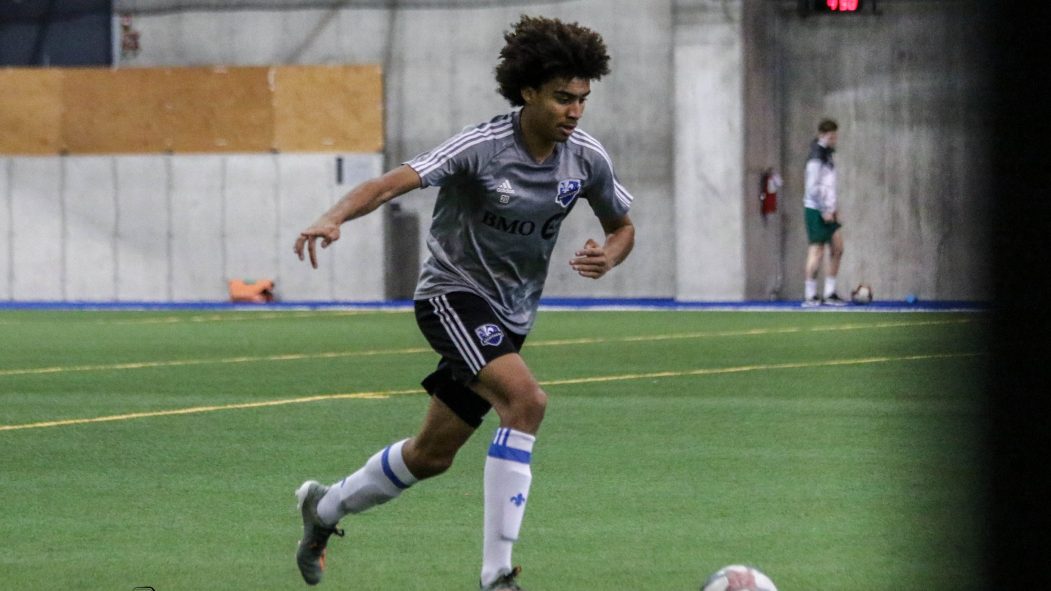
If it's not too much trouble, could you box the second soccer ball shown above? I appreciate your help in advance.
[700,564,778,591]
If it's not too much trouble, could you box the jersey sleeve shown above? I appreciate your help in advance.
[404,136,475,189]
[404,116,513,189]
[579,137,634,220]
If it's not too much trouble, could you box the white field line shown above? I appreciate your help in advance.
[0,318,973,378]
[0,351,982,432]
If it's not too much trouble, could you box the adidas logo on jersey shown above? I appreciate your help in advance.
[496,179,516,194]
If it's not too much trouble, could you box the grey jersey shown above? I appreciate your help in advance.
[406,111,633,334]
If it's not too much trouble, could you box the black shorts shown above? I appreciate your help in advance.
[414,292,527,428]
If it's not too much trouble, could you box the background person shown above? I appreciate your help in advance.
[803,118,847,306]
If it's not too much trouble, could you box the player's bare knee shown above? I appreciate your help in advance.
[408,447,455,479]
[403,439,456,479]
[509,385,547,431]
[418,453,455,479]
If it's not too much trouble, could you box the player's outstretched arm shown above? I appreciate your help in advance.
[570,214,635,279]
[294,165,422,268]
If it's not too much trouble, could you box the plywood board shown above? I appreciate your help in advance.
[272,65,383,153]
[6,66,384,155]
[0,69,64,154]
[166,66,274,153]
[62,68,173,154]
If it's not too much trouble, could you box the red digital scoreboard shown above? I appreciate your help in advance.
[807,0,869,13]
[824,0,861,11]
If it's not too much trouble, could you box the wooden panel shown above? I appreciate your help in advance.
[166,66,273,153]
[272,65,384,153]
[2,65,384,155]
[62,68,173,154]
[0,69,64,154]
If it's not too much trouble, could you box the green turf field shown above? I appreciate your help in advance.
[0,309,988,590]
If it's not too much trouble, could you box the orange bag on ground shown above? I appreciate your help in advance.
[228,279,275,303]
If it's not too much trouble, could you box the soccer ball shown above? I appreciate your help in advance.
[851,283,873,304]
[701,564,778,591]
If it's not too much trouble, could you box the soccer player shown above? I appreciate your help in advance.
[291,15,635,590]
[802,118,847,306]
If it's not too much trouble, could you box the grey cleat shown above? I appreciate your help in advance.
[295,480,344,585]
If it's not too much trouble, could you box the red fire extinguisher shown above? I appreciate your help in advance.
[759,168,781,217]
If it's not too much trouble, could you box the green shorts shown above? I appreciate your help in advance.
[805,207,841,244]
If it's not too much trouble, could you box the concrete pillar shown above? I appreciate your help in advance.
[674,0,746,301]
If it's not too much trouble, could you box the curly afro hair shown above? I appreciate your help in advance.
[495,15,611,107]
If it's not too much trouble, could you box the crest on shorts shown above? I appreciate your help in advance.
[555,179,582,208]
[475,323,504,347]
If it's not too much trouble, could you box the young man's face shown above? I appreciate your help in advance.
[820,130,838,149]
[521,77,591,143]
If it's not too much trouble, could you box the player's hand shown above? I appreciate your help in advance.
[293,222,341,269]
[570,238,612,279]
[822,211,836,223]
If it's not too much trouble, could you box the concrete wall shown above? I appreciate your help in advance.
[1,0,993,302]
[118,0,677,300]
[0,154,384,301]
[742,0,787,300]
[757,0,992,301]
[674,0,745,301]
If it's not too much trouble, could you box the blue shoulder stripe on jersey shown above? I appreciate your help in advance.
[381,445,411,489]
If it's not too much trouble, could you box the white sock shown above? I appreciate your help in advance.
[481,428,535,586]
[805,279,818,300]
[316,439,418,526]
[824,276,837,298]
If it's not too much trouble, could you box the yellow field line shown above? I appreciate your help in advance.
[0,390,413,432]
[0,318,972,378]
[0,347,433,377]
[0,351,981,432]
[540,351,981,385]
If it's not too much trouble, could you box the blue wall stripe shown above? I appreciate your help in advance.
[0,298,988,312]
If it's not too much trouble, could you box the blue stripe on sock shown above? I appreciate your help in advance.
[487,442,532,464]
[381,445,410,489]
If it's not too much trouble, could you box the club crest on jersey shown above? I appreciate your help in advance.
[475,323,504,347]
[555,179,582,208]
